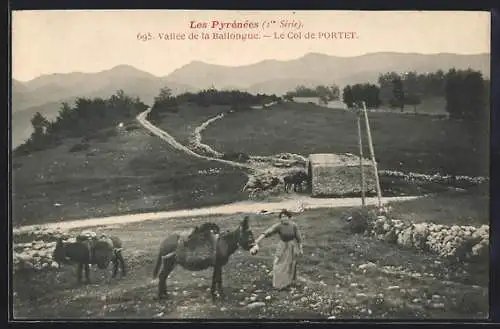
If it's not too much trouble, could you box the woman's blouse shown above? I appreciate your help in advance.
[263,219,302,243]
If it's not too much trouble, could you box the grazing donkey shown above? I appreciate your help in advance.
[152,217,256,302]
[52,234,126,284]
[284,171,309,193]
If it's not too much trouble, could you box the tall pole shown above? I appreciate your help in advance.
[362,101,383,208]
[356,110,366,207]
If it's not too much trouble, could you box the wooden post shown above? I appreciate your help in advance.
[362,101,383,208]
[356,111,366,207]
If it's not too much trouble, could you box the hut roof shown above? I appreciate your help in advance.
[308,153,369,167]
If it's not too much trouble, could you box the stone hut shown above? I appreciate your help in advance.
[308,153,377,197]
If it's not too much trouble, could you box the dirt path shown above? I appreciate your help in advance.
[14,195,420,233]
[191,113,225,158]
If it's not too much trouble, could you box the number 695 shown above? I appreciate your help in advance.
[137,32,153,41]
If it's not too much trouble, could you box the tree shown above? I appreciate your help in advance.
[152,86,177,113]
[315,85,330,104]
[31,112,50,136]
[405,95,422,113]
[283,93,294,102]
[154,86,173,104]
[329,85,340,101]
[392,77,405,112]
[402,72,422,113]
[347,83,381,109]
[378,72,400,105]
[342,85,355,109]
[445,68,486,122]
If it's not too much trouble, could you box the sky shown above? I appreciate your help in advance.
[12,10,491,82]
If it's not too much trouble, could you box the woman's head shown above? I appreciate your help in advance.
[279,209,293,220]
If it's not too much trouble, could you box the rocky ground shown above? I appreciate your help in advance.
[12,207,488,320]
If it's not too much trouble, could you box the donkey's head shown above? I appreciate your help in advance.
[196,222,221,236]
[52,238,71,264]
[236,216,256,251]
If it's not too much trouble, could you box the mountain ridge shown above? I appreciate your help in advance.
[12,51,490,148]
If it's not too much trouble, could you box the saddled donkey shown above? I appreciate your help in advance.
[284,171,309,193]
[153,217,256,302]
[52,233,126,284]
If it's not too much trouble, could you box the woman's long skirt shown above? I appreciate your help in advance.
[272,239,298,289]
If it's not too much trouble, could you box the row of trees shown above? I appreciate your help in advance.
[342,68,488,122]
[151,86,281,114]
[283,84,340,104]
[378,70,447,103]
[342,84,381,109]
[17,90,149,154]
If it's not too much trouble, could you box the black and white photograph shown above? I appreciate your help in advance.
[11,10,490,319]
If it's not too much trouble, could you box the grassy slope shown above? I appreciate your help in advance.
[150,103,231,146]
[201,102,489,176]
[378,96,448,115]
[386,190,489,226]
[12,121,248,226]
[13,205,488,319]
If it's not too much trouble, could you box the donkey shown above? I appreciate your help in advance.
[284,171,309,193]
[243,176,281,197]
[52,234,126,284]
[152,217,256,302]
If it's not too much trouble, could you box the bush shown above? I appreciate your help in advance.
[68,141,90,153]
[14,90,149,155]
[342,207,375,234]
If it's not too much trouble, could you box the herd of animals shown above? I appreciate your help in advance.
[52,217,256,302]
[245,170,310,195]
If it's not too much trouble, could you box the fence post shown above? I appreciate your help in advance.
[362,101,383,208]
[356,109,366,207]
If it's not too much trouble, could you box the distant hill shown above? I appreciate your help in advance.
[11,66,196,148]
[164,52,490,92]
[11,52,490,148]
[12,65,195,111]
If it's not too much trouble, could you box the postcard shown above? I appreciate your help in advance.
[11,10,490,320]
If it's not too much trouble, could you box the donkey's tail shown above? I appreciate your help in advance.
[153,251,176,278]
[152,252,162,279]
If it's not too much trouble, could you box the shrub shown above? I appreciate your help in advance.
[68,141,90,153]
[342,207,375,234]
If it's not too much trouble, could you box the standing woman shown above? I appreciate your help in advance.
[250,209,304,290]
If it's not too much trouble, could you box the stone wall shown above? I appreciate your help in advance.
[311,164,377,197]
[345,209,489,262]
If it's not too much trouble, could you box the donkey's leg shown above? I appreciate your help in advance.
[211,266,224,302]
[103,262,113,284]
[216,266,225,300]
[112,258,119,279]
[84,264,91,284]
[158,255,176,300]
[118,251,127,277]
[77,263,83,284]
[211,267,218,302]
